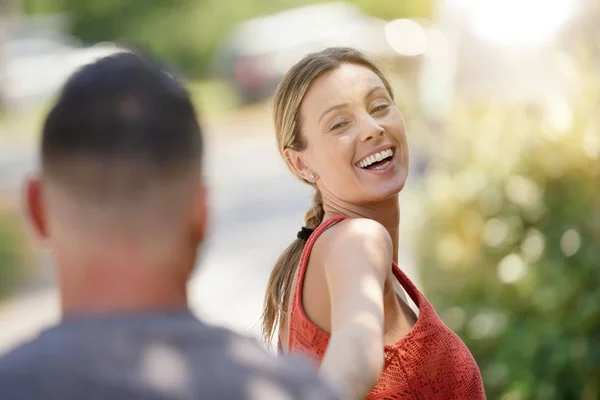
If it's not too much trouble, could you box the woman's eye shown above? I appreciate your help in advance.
[370,104,390,114]
[330,121,348,131]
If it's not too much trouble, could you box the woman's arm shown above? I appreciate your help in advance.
[319,218,392,399]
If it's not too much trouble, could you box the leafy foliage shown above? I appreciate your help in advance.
[0,207,28,298]
[417,60,600,399]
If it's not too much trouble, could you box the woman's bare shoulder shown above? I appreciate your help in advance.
[314,217,393,276]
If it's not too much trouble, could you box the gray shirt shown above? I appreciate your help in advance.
[0,310,339,400]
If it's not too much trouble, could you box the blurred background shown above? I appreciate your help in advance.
[0,0,599,398]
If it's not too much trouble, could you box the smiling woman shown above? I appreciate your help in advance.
[262,47,486,399]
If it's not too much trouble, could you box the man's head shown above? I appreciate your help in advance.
[26,51,207,312]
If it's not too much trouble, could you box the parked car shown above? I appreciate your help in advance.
[212,2,399,104]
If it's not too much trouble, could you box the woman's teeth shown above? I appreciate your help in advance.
[372,160,391,170]
[357,148,393,169]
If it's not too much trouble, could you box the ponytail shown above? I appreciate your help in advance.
[261,190,324,345]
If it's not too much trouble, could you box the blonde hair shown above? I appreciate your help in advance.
[261,47,395,345]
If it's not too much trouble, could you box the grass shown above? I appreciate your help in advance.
[187,79,241,118]
[0,205,33,300]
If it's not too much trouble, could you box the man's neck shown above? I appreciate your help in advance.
[60,282,189,317]
[55,246,192,317]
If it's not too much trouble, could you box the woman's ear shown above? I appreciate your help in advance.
[284,148,315,182]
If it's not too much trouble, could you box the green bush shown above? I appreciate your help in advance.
[416,71,600,398]
[0,208,28,299]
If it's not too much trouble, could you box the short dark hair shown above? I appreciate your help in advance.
[41,51,203,204]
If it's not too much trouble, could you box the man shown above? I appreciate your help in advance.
[0,52,339,400]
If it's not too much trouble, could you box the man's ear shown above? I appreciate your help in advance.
[190,183,208,246]
[24,175,48,239]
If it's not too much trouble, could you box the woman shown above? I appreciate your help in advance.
[262,47,485,399]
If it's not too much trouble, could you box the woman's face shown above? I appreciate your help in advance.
[287,63,409,205]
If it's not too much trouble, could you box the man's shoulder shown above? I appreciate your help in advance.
[0,336,57,398]
[197,329,340,399]
[0,335,49,372]
[0,318,340,400]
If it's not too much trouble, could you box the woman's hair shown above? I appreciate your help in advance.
[261,47,395,345]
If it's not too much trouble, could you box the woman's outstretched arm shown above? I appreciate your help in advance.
[319,218,392,399]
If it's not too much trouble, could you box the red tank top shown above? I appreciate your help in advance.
[286,216,486,399]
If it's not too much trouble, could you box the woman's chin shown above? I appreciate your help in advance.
[381,167,408,194]
[358,180,407,204]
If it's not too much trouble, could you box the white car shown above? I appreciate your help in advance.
[214,2,400,103]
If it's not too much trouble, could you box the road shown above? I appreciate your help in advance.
[0,133,421,356]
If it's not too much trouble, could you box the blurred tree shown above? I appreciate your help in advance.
[416,50,600,398]
[23,0,282,76]
[349,0,433,20]
[22,0,433,77]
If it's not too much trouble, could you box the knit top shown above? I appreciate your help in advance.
[286,215,486,399]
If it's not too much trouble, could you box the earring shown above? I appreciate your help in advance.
[309,172,316,181]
